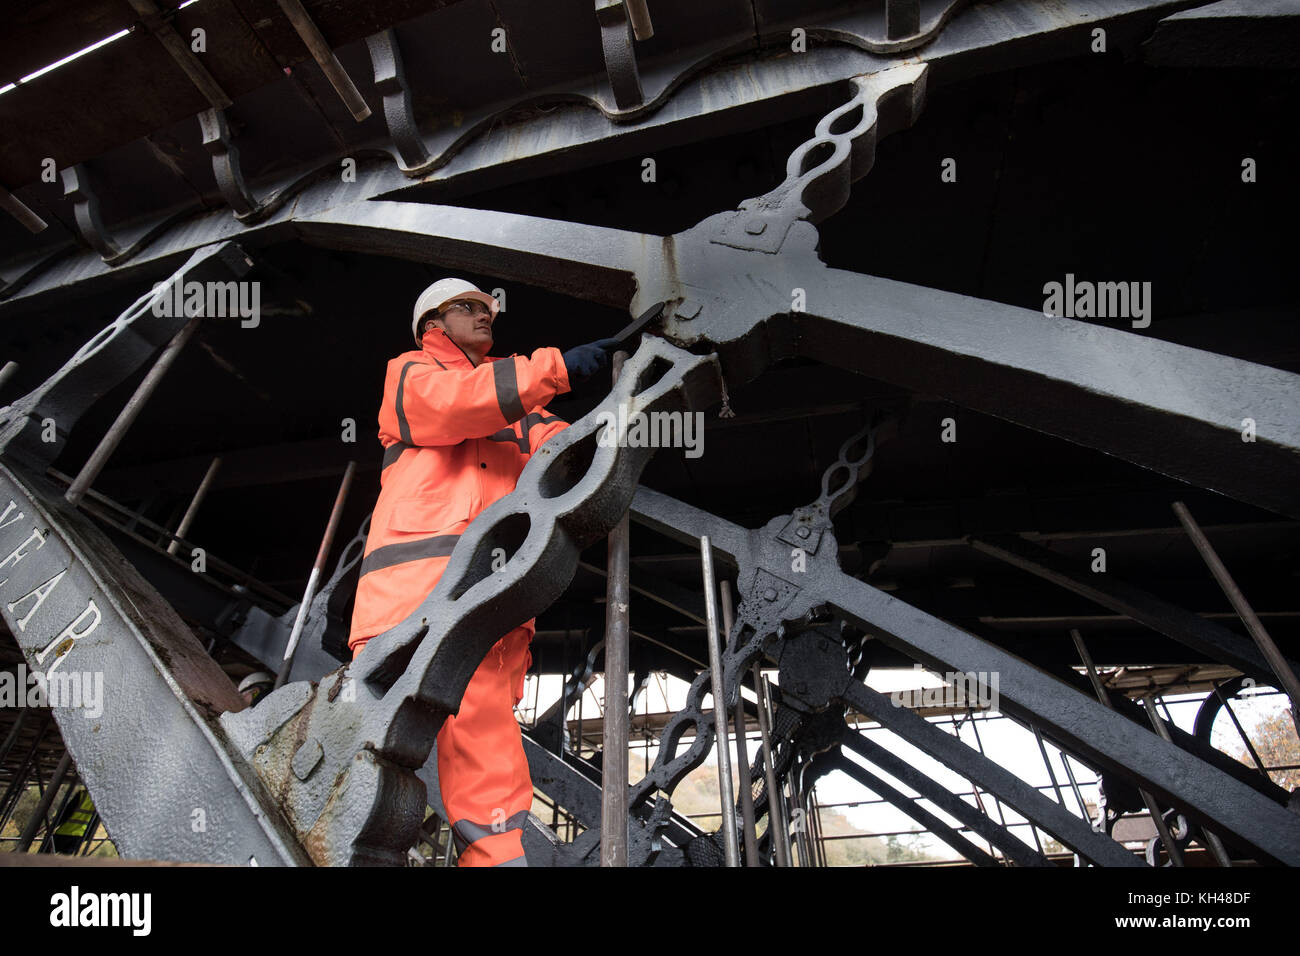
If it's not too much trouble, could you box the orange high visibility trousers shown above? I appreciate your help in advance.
[434,625,534,866]
[351,626,533,866]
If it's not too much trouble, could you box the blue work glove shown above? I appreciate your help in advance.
[561,337,621,388]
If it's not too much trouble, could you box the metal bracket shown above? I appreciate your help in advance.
[596,1,644,111]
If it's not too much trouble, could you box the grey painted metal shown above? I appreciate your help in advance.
[199,110,260,219]
[65,313,204,507]
[597,1,644,110]
[220,336,721,865]
[189,68,1300,527]
[627,483,1300,865]
[1172,500,1300,736]
[1199,678,1270,779]
[625,0,654,40]
[963,709,1034,859]
[1144,0,1300,68]
[1032,643,1285,803]
[1142,695,1232,866]
[126,0,232,110]
[722,580,760,865]
[366,29,434,173]
[276,461,357,689]
[758,672,792,867]
[839,678,1142,867]
[887,0,922,40]
[60,165,120,260]
[0,0,1206,310]
[821,749,998,866]
[701,534,740,866]
[167,457,222,556]
[0,242,251,471]
[274,0,372,121]
[0,0,1291,867]
[819,591,1297,864]
[0,188,46,234]
[625,70,1300,519]
[969,533,1300,687]
[601,350,631,866]
[608,418,883,865]
[1031,724,1068,811]
[840,725,1053,867]
[0,461,307,864]
[227,513,370,681]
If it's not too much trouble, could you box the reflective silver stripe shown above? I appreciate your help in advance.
[485,426,527,453]
[493,854,528,867]
[451,810,530,851]
[381,442,411,470]
[492,358,525,423]
[486,413,563,455]
[522,412,562,431]
[395,361,420,445]
[359,534,459,576]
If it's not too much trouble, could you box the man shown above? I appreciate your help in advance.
[348,277,618,867]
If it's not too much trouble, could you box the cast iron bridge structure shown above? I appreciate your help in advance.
[0,0,1297,866]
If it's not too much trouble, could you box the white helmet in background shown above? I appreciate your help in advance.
[411,278,500,346]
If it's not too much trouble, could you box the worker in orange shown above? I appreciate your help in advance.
[348,277,619,866]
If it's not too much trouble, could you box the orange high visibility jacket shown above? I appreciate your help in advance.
[348,326,571,655]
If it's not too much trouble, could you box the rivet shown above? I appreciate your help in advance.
[796,526,810,538]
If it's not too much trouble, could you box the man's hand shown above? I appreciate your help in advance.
[561,337,621,390]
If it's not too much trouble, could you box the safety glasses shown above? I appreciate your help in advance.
[439,300,491,318]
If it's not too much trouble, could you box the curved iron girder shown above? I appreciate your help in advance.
[837,722,1053,867]
[365,29,434,173]
[814,749,1000,866]
[0,460,306,864]
[1,0,1207,300]
[751,626,1119,867]
[597,1,644,111]
[628,82,1300,516]
[0,242,252,470]
[219,335,722,865]
[795,0,970,54]
[559,420,892,866]
[59,165,120,260]
[628,485,1300,865]
[199,109,260,220]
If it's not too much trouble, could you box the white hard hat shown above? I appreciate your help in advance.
[412,278,500,346]
[237,671,274,693]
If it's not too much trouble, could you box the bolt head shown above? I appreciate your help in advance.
[763,588,777,602]
[744,219,767,235]
[796,526,810,538]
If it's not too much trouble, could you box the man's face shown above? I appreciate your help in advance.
[426,298,494,356]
